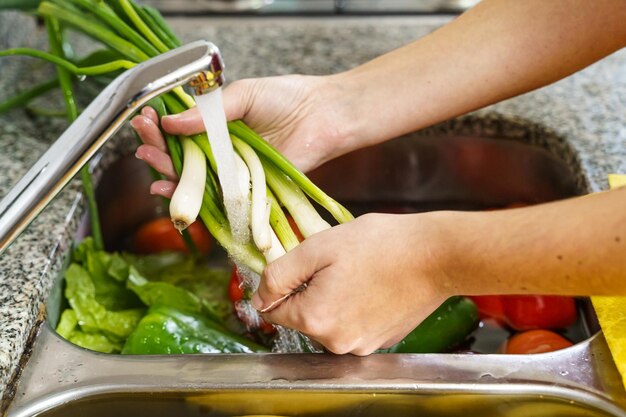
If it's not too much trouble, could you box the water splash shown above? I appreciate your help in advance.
[234,262,315,352]
[195,88,250,243]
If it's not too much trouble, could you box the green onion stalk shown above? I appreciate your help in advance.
[0,0,354,275]
[44,15,105,251]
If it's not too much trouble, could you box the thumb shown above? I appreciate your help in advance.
[161,79,254,134]
[251,238,329,311]
[161,107,204,136]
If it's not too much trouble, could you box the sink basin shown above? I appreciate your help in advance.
[3,123,626,416]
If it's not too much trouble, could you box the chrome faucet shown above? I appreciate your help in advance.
[0,40,225,254]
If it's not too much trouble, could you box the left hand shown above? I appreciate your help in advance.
[251,212,451,356]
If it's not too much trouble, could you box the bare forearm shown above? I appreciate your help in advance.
[335,0,626,149]
[436,187,626,296]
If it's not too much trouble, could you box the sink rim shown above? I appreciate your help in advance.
[5,323,626,417]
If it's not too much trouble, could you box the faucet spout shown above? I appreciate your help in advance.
[0,40,225,254]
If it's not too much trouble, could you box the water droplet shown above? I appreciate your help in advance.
[559,370,569,376]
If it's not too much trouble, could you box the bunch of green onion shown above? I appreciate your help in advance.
[0,0,353,275]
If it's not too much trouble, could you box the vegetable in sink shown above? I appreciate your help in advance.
[123,305,266,354]
[56,238,267,354]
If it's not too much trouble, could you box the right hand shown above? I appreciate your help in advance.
[131,74,355,197]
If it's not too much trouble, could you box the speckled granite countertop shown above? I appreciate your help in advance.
[0,13,625,401]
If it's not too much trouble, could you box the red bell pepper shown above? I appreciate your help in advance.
[501,295,577,331]
[468,295,506,321]
[469,295,577,331]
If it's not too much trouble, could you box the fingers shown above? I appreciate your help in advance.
[135,144,178,180]
[149,180,177,199]
[161,107,205,136]
[251,237,331,312]
[141,106,159,124]
[131,108,179,197]
[130,115,168,153]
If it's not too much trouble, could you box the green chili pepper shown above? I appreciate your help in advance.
[122,305,269,354]
[382,297,479,353]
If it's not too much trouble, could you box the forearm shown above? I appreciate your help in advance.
[333,0,626,149]
[435,187,626,296]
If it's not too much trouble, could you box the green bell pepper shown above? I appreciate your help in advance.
[381,296,479,353]
[122,305,269,354]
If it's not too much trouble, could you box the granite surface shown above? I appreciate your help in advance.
[0,13,625,402]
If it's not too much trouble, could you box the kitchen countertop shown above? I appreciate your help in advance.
[0,13,625,401]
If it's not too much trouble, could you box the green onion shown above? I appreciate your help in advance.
[141,5,182,48]
[0,0,40,10]
[44,15,104,250]
[60,0,159,58]
[228,121,353,224]
[267,188,300,251]
[0,48,136,75]
[195,91,251,245]
[2,0,354,276]
[25,105,67,118]
[169,138,207,232]
[119,0,169,54]
[262,156,331,238]
[0,78,58,115]
[233,137,272,253]
[39,1,149,62]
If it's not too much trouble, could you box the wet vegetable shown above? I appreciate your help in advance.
[469,295,505,322]
[55,238,244,353]
[502,295,577,330]
[122,305,268,354]
[501,329,573,354]
[381,297,479,353]
[469,294,577,330]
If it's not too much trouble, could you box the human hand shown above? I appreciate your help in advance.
[130,74,357,197]
[251,212,451,356]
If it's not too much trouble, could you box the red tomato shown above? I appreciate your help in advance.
[229,267,276,335]
[228,267,245,303]
[133,217,213,254]
[502,295,577,331]
[502,329,573,354]
[469,295,505,321]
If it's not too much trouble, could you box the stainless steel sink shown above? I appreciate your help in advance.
[4,129,626,416]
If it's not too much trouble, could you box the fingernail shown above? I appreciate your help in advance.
[163,113,180,121]
[251,292,263,310]
[134,151,143,160]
